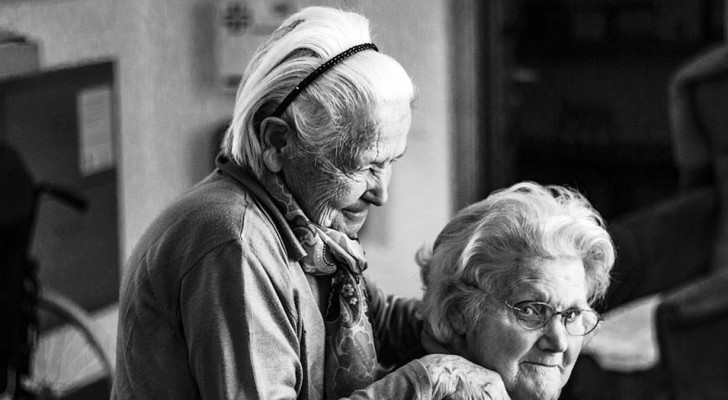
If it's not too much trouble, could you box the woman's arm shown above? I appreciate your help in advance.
[366,277,424,367]
[180,242,302,399]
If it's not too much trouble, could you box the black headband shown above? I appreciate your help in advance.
[271,43,379,117]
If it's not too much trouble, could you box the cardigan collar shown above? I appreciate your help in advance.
[215,154,306,263]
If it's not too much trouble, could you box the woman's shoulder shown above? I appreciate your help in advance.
[130,171,277,262]
[163,172,255,240]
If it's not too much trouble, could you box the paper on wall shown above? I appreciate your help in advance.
[77,85,114,176]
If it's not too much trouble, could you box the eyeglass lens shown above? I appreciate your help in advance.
[512,302,599,335]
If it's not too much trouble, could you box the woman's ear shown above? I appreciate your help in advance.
[260,117,291,173]
[447,305,469,336]
[448,311,472,359]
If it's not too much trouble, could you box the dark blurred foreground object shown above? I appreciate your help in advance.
[564,45,728,400]
[657,43,728,400]
[1,141,113,399]
[0,140,36,395]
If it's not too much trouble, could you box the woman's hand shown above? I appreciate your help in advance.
[419,354,511,400]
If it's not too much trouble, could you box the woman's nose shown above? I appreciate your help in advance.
[538,317,570,353]
[364,168,391,206]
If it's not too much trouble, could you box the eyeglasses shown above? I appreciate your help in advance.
[485,293,601,336]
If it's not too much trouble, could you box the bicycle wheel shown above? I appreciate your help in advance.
[21,289,113,400]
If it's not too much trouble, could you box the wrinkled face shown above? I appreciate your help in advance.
[464,259,589,400]
[281,101,411,236]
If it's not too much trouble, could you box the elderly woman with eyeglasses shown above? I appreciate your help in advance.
[419,182,616,400]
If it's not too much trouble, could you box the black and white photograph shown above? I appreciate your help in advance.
[1,1,726,399]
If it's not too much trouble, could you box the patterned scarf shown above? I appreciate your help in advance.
[260,171,388,399]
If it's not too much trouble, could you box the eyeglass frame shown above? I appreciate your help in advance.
[477,290,602,336]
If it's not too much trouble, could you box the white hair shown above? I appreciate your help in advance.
[221,6,415,178]
[419,182,615,348]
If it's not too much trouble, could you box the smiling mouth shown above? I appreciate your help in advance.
[523,361,559,368]
[342,208,368,220]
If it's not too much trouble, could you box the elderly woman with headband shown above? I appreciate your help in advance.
[419,182,616,400]
[113,6,504,400]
